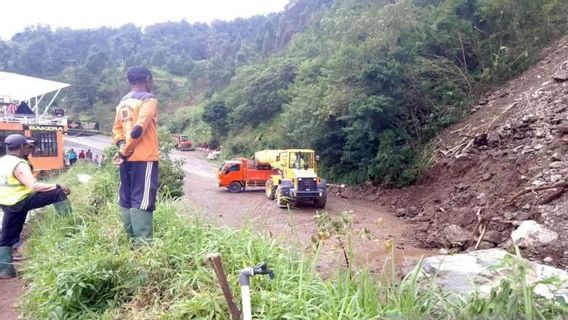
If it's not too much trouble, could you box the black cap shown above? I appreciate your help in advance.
[5,134,35,149]
[127,66,152,84]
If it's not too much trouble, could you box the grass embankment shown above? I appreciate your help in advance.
[20,163,567,319]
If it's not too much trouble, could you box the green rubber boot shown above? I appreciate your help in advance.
[0,246,17,279]
[53,199,73,216]
[130,208,153,246]
[120,207,134,238]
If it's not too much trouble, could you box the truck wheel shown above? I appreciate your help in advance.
[314,196,327,209]
[265,180,276,200]
[228,182,242,193]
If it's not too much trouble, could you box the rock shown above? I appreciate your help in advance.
[511,220,559,248]
[550,174,563,183]
[551,153,562,161]
[454,183,469,191]
[394,208,407,217]
[531,179,547,187]
[481,173,492,181]
[442,224,470,245]
[474,133,488,146]
[339,188,356,199]
[477,193,488,205]
[513,211,532,221]
[553,70,568,81]
[484,230,503,244]
[418,249,568,300]
[522,114,538,123]
[544,257,554,263]
[549,162,565,169]
[477,241,495,249]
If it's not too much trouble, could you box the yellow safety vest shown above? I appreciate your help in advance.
[0,155,32,206]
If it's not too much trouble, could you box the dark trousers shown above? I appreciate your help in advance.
[119,161,159,212]
[0,188,68,246]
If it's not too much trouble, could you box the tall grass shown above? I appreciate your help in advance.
[20,163,568,319]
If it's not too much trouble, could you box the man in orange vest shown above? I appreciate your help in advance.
[0,134,72,278]
[112,66,159,246]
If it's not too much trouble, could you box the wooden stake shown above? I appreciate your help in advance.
[206,253,241,320]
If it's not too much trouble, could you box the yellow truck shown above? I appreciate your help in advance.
[255,149,327,208]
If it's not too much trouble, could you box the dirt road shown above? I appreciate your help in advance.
[183,150,431,273]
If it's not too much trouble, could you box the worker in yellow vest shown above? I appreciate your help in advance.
[0,134,72,278]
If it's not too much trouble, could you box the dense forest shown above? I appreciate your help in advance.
[2,0,568,185]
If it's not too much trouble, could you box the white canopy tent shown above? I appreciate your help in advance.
[0,71,70,117]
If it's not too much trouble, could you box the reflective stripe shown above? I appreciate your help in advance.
[141,162,152,210]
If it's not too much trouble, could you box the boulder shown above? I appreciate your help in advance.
[553,70,568,81]
[419,249,568,300]
[442,224,470,245]
[511,220,558,248]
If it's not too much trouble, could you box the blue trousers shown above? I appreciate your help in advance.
[119,161,159,212]
[0,188,68,246]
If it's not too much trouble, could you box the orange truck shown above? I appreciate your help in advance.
[217,158,278,192]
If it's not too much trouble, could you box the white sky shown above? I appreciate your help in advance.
[0,0,289,40]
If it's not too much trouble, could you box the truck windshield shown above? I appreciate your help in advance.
[180,136,189,141]
[289,152,313,169]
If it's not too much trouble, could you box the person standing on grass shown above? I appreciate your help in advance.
[112,66,159,246]
[0,134,72,278]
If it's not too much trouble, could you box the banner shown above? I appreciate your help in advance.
[67,120,100,132]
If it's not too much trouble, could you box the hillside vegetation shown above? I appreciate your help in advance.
[2,0,568,186]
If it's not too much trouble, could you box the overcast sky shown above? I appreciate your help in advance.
[0,0,289,40]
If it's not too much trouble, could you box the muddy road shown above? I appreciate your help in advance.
[182,150,431,272]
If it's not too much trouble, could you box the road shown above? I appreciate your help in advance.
[64,134,431,273]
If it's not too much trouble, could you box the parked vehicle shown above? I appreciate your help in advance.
[217,158,278,193]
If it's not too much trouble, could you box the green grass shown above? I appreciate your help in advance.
[19,163,568,319]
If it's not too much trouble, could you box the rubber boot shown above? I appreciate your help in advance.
[120,207,134,238]
[53,199,73,216]
[130,208,153,246]
[0,246,17,279]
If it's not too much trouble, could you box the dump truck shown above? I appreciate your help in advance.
[173,134,194,151]
[255,149,327,208]
[217,158,278,192]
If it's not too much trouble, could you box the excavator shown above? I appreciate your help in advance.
[255,149,327,208]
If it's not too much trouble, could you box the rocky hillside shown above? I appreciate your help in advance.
[332,36,568,269]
